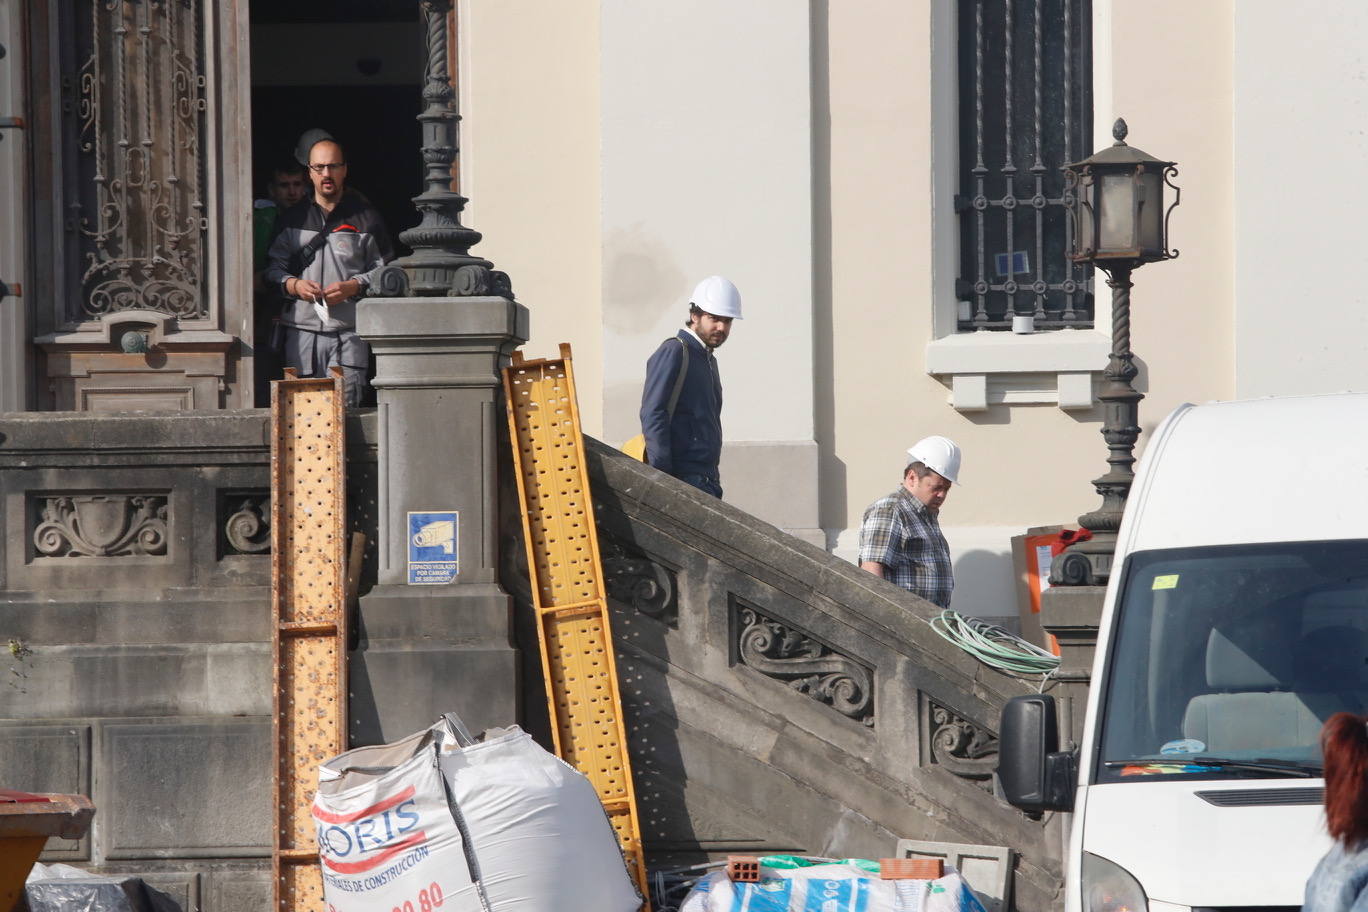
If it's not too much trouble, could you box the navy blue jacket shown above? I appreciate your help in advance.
[639,330,723,479]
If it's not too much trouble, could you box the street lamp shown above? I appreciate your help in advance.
[367,0,512,300]
[1050,118,1180,586]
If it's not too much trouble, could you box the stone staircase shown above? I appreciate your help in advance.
[502,436,1065,912]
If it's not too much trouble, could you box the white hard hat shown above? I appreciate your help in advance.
[906,435,962,485]
[690,276,742,319]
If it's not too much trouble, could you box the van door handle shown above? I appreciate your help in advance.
[0,280,20,302]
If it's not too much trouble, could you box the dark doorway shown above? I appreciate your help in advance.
[249,0,423,256]
[247,0,424,404]
[250,85,422,253]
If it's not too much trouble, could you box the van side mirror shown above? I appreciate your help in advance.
[998,694,1077,814]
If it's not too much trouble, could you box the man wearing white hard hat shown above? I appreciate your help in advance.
[857,436,961,607]
[638,276,742,497]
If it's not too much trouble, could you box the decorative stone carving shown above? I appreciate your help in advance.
[602,536,677,626]
[924,695,998,784]
[735,604,873,726]
[224,496,271,555]
[33,494,168,558]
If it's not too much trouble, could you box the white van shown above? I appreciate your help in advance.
[1000,394,1368,912]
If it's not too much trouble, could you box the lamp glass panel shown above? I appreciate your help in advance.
[1098,172,1135,252]
[1138,171,1164,252]
[1074,174,1095,257]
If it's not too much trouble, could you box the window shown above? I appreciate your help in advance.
[955,0,1093,331]
[1095,541,1368,783]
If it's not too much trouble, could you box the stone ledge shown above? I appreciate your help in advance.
[0,410,377,464]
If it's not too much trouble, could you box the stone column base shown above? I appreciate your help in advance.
[350,583,518,744]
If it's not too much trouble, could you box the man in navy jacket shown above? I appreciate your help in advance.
[639,276,742,498]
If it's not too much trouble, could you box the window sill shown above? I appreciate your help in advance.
[925,328,1111,412]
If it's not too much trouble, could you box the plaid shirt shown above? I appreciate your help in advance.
[858,486,953,608]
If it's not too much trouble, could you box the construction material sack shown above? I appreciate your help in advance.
[314,714,641,912]
[679,862,987,912]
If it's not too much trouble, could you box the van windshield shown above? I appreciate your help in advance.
[1097,540,1368,783]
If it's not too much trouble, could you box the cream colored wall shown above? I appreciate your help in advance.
[1233,2,1368,397]
[825,2,1113,535]
[456,0,1238,616]
[458,0,605,434]
[1104,0,1235,426]
[819,0,1234,617]
[597,0,815,448]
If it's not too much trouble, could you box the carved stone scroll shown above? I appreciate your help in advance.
[923,694,998,784]
[602,535,678,627]
[224,495,271,555]
[735,604,873,726]
[33,494,169,558]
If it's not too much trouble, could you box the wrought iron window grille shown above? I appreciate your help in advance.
[956,0,1093,332]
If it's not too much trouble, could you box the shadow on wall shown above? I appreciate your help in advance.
[808,0,848,536]
[601,224,689,446]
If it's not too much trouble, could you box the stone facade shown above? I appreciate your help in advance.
[0,410,373,908]
[0,408,1065,911]
[506,437,1066,912]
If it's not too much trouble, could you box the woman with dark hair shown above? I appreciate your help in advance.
[1305,713,1368,912]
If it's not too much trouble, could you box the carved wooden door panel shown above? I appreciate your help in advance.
[26,0,253,411]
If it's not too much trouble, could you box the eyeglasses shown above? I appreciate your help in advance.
[308,162,346,174]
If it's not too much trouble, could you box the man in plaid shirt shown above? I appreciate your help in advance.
[858,436,961,608]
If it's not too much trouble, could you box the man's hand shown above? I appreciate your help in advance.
[323,278,362,305]
[291,277,324,301]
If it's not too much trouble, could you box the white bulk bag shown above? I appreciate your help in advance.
[314,715,641,912]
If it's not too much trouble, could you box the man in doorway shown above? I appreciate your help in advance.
[638,276,742,498]
[858,436,962,608]
[251,158,308,404]
[253,159,307,277]
[265,129,393,407]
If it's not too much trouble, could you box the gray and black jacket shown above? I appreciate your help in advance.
[264,190,393,332]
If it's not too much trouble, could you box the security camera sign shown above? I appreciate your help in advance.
[407,511,458,584]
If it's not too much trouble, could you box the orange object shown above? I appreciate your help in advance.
[503,344,650,909]
[726,857,762,883]
[270,369,350,912]
[880,857,944,880]
[1020,530,1063,655]
[0,792,94,911]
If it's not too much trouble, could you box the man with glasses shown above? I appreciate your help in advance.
[265,128,394,406]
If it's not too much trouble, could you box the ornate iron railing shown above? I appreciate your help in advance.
[955,0,1093,331]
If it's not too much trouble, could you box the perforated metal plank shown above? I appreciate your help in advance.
[504,344,650,907]
[271,369,349,912]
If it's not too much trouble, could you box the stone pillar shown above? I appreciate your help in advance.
[1039,585,1104,750]
[352,295,529,744]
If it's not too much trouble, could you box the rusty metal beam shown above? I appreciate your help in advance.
[271,368,349,912]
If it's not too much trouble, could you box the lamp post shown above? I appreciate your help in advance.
[368,0,512,299]
[1050,118,1180,587]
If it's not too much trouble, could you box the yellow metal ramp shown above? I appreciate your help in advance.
[270,368,349,912]
[503,344,650,907]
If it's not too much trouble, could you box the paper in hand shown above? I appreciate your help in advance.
[313,297,330,325]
